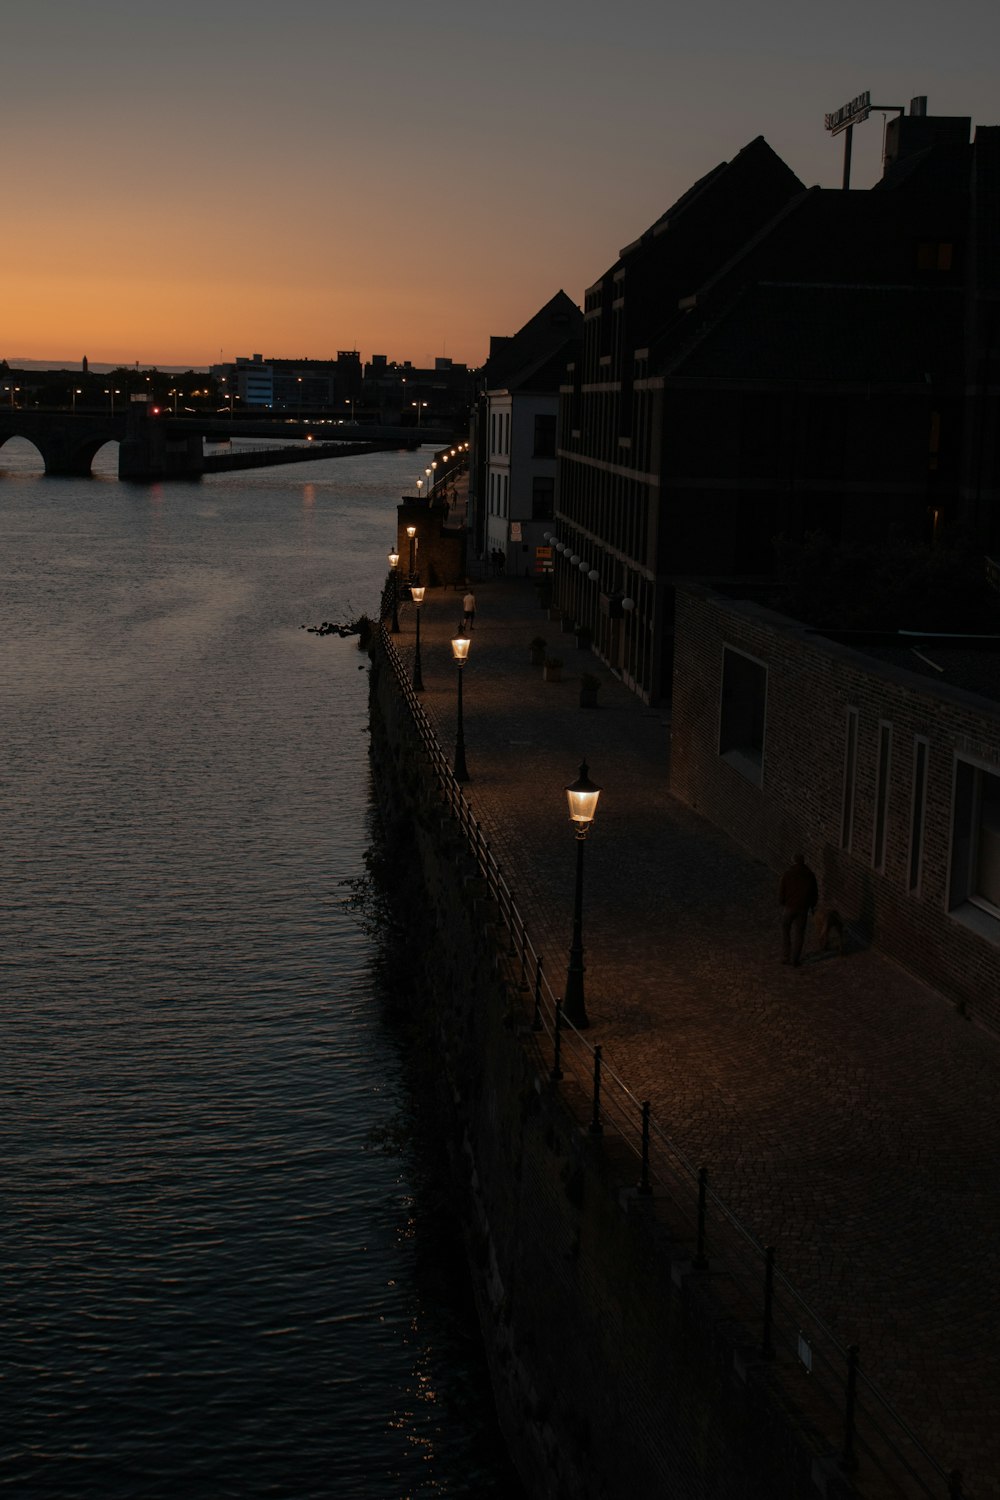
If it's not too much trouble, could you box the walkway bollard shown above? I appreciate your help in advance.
[532,956,544,1031]
[840,1345,859,1471]
[762,1245,776,1359]
[694,1167,708,1269]
[637,1101,652,1194]
[589,1044,603,1135]
[551,1000,564,1081]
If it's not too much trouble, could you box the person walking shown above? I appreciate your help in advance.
[461,590,476,632]
[779,853,818,967]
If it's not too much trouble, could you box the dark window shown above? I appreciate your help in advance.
[531,476,554,521]
[533,414,556,457]
[950,761,1000,916]
[916,240,954,271]
[872,722,892,872]
[908,738,928,895]
[719,647,767,786]
[841,708,858,852]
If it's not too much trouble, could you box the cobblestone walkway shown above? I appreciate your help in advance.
[386,559,1000,1498]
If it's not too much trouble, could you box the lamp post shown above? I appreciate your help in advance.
[388,548,401,633]
[412,400,428,427]
[563,760,601,1029]
[406,524,417,580]
[71,387,81,413]
[411,584,425,691]
[451,633,471,781]
[416,478,424,501]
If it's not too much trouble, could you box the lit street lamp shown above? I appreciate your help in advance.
[411,584,425,691]
[563,760,601,1029]
[71,387,81,413]
[406,524,417,580]
[412,400,428,427]
[451,633,471,781]
[416,478,424,501]
[388,548,401,633]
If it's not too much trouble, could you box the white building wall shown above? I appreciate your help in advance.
[482,388,561,575]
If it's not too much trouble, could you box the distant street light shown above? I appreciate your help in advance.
[416,478,424,501]
[451,633,471,781]
[71,387,81,413]
[411,400,428,428]
[411,584,425,691]
[406,524,417,579]
[563,761,602,1029]
[388,548,401,633]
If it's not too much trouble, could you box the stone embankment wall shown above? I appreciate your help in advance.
[368,635,856,1500]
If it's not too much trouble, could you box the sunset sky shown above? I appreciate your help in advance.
[5,0,998,371]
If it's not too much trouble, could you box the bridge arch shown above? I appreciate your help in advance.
[0,431,46,472]
[0,413,125,477]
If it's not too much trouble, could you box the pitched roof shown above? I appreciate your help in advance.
[484,290,582,392]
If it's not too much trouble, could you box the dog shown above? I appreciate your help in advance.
[815,908,846,956]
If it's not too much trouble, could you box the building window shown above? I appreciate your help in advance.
[916,240,954,271]
[841,708,858,852]
[533,414,556,457]
[950,760,1000,919]
[872,721,892,873]
[718,646,767,786]
[531,476,554,520]
[908,737,929,895]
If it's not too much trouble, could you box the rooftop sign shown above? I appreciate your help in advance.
[825,90,871,135]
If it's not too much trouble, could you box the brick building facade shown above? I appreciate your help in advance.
[551,106,1000,706]
[670,584,1000,1032]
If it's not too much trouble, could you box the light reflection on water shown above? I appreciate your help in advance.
[1,438,519,1499]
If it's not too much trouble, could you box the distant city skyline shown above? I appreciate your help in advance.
[5,0,998,370]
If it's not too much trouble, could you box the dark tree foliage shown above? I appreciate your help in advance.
[769,530,1000,633]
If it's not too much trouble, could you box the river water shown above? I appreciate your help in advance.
[1,439,519,1498]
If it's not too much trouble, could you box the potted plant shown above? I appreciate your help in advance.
[530,636,547,667]
[543,655,563,683]
[579,671,600,708]
[575,623,593,650]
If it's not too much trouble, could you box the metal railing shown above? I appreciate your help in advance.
[373,614,974,1500]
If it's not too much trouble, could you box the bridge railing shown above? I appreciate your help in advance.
[374,613,973,1500]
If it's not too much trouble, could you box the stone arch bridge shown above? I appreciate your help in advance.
[0,408,443,481]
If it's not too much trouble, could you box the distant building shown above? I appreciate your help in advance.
[211,351,363,411]
[470,291,582,574]
[553,105,1000,703]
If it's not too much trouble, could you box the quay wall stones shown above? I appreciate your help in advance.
[367,635,855,1500]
